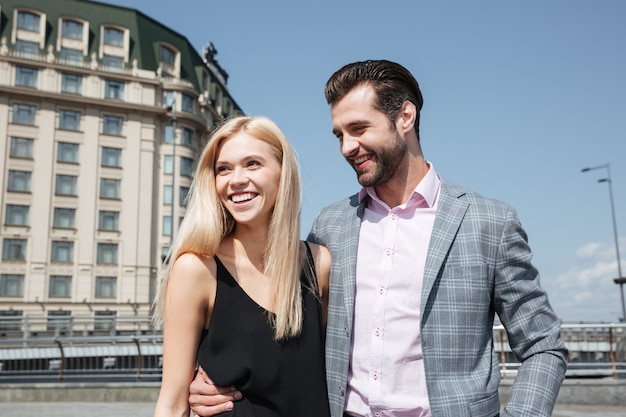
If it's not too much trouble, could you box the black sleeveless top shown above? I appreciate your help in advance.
[196,244,330,417]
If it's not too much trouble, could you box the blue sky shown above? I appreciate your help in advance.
[101,0,626,323]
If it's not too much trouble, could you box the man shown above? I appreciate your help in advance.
[189,60,568,417]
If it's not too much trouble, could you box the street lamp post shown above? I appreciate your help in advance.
[581,163,625,322]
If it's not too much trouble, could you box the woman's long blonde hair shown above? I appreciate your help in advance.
[153,116,306,340]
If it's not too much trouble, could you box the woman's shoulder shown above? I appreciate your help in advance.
[171,252,217,283]
[305,242,330,264]
[304,242,330,292]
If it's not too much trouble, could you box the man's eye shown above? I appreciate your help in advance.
[353,126,367,135]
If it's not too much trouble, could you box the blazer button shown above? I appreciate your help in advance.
[340,386,345,396]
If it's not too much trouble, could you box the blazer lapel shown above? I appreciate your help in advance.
[340,195,364,333]
[421,179,469,315]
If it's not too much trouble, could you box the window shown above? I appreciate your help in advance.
[101,147,121,167]
[164,91,175,108]
[164,155,173,174]
[17,11,40,32]
[8,170,31,192]
[49,276,72,297]
[181,127,194,147]
[104,80,124,100]
[222,97,233,117]
[0,310,23,330]
[15,66,38,88]
[51,241,74,263]
[95,277,117,299]
[103,27,124,47]
[55,174,77,196]
[15,40,39,55]
[94,310,116,330]
[181,157,194,177]
[60,47,83,63]
[163,215,172,236]
[61,20,83,40]
[12,103,36,125]
[61,73,82,94]
[164,125,174,144]
[102,115,123,136]
[57,142,79,163]
[97,243,118,264]
[163,185,173,205]
[10,137,33,159]
[53,208,75,229]
[160,45,176,66]
[46,310,71,331]
[180,186,190,206]
[102,54,124,68]
[161,246,170,262]
[98,211,119,231]
[100,178,121,199]
[181,94,193,112]
[2,239,27,260]
[0,274,24,297]
[5,205,29,226]
[59,110,81,131]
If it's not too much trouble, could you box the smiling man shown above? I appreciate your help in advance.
[188,60,568,417]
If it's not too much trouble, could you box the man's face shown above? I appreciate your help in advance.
[330,84,407,187]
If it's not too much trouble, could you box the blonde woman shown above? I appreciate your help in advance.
[153,116,331,417]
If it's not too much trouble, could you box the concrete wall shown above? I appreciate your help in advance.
[0,378,625,406]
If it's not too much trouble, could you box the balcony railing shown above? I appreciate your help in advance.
[1,47,155,79]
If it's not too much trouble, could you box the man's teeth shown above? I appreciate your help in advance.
[232,193,255,203]
[355,156,368,164]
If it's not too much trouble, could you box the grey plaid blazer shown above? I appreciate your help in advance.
[307,177,568,417]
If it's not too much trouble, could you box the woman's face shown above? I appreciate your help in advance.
[214,131,281,228]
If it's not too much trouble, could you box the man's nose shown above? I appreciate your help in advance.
[340,135,359,158]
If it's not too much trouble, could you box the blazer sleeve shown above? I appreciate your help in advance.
[495,207,568,417]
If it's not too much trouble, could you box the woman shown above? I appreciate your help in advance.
[153,116,331,417]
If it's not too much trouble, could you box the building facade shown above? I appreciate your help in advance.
[0,0,242,331]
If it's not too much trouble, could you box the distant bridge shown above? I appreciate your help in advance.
[0,316,624,383]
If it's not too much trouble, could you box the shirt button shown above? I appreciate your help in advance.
[385,248,392,256]
[379,286,384,295]
[374,328,380,336]
[390,213,398,220]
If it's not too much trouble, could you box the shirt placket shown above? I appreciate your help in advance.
[369,210,399,414]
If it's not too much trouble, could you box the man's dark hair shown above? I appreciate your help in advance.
[324,60,424,138]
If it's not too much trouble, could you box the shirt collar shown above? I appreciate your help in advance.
[358,161,440,210]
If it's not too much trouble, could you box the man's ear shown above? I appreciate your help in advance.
[396,100,417,134]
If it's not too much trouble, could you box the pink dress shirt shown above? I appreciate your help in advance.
[344,164,440,417]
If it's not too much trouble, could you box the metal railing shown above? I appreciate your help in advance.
[496,322,626,378]
[1,317,625,383]
[0,333,162,383]
[0,315,157,340]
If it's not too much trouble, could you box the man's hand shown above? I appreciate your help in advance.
[189,367,242,417]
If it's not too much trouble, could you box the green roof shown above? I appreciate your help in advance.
[0,0,214,91]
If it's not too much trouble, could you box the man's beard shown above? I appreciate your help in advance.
[354,131,407,187]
